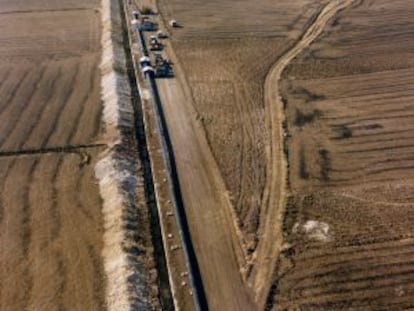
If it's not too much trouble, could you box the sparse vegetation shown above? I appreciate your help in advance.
[318,148,330,181]
[337,125,353,139]
[294,108,321,127]
[299,147,309,179]
[293,86,326,102]
[159,0,414,309]
[139,6,153,15]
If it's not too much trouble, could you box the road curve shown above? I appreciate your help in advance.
[251,0,357,307]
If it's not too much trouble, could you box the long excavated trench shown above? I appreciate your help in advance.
[96,0,174,309]
[117,0,174,308]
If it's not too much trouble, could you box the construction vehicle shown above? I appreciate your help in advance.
[142,66,155,79]
[154,52,173,78]
[141,20,156,31]
[149,36,163,51]
[169,20,178,27]
[139,56,151,68]
[134,16,157,31]
[132,10,139,20]
[157,30,168,39]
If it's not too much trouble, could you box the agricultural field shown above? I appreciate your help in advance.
[0,0,106,310]
[277,0,414,310]
[159,0,329,255]
[156,0,414,309]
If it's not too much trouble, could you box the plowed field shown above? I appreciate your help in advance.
[157,0,414,309]
[276,0,414,310]
[155,0,332,309]
[0,1,106,310]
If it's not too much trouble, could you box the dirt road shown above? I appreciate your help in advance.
[0,1,106,310]
[250,0,357,307]
[156,75,256,310]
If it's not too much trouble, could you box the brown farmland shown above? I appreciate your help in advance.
[278,1,414,310]
[154,0,414,310]
[0,1,106,310]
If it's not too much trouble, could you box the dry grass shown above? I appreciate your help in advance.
[173,38,286,250]
[274,0,414,309]
[0,2,106,310]
[0,151,106,311]
[157,0,332,309]
[168,2,328,257]
[157,0,414,309]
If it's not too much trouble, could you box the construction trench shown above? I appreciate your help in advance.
[120,0,209,309]
[118,1,175,309]
[1,0,411,310]
[97,0,414,310]
[97,0,209,309]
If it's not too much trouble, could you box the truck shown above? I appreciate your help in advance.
[149,36,163,51]
[140,20,156,31]
[154,52,173,78]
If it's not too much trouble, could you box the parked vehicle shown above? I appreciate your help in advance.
[169,20,178,27]
[157,30,168,39]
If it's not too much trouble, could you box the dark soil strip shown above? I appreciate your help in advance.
[0,144,105,157]
[0,8,94,15]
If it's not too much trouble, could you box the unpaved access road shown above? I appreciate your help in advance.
[156,75,256,310]
[0,1,106,310]
[250,0,357,306]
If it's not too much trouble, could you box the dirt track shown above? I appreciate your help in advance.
[0,1,106,310]
[252,0,357,306]
[156,74,256,311]
[275,1,414,309]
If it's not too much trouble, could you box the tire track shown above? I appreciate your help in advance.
[232,82,259,254]
[293,279,414,308]
[0,64,59,150]
[298,237,414,261]
[56,154,103,310]
[0,157,14,226]
[0,157,35,310]
[251,0,357,306]
[21,158,41,310]
[50,156,63,239]
[75,160,94,221]
[0,66,38,117]
[55,250,67,311]
[0,144,105,158]
[87,242,106,309]
[289,249,414,287]
[40,61,80,148]
[294,266,414,298]
[0,68,12,103]
[64,57,96,145]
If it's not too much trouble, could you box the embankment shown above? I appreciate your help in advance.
[95,0,160,309]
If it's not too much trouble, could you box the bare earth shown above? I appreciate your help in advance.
[277,1,414,309]
[157,74,256,311]
[0,1,106,310]
[155,0,414,310]
[155,0,332,309]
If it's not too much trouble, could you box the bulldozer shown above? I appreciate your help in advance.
[154,52,173,78]
[149,36,163,51]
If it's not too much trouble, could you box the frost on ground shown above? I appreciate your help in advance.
[96,0,159,310]
[293,220,333,242]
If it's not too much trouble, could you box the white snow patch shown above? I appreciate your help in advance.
[293,220,333,242]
